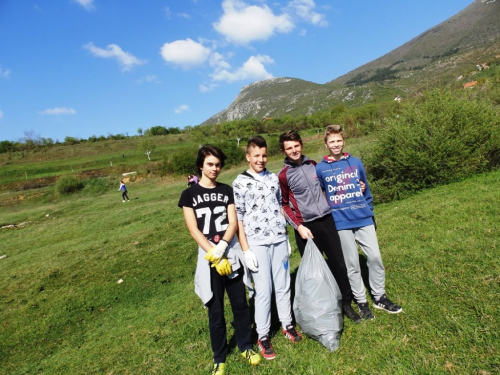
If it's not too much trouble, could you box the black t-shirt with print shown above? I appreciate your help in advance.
[178,182,234,244]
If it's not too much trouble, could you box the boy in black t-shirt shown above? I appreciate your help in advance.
[178,145,260,375]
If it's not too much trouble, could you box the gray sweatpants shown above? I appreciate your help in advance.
[250,240,292,338]
[337,225,386,302]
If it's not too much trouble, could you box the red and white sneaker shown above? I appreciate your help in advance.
[257,335,276,360]
[282,324,303,343]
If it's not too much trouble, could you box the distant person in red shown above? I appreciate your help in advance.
[187,174,198,187]
[118,180,130,202]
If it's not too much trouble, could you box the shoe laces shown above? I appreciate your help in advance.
[259,336,272,350]
[285,325,299,337]
[244,349,258,358]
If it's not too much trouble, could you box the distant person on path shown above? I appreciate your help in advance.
[316,125,402,319]
[118,180,130,202]
[277,130,361,323]
[187,175,194,187]
[178,145,260,375]
[232,136,302,361]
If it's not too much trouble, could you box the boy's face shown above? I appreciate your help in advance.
[246,146,267,174]
[281,140,303,163]
[324,133,345,158]
[200,154,222,180]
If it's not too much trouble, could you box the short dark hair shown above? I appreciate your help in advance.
[196,145,227,172]
[279,130,302,151]
[246,135,267,154]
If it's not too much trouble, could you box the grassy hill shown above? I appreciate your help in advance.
[1,141,498,374]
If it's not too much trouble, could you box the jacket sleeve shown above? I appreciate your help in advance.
[232,178,246,221]
[278,168,301,229]
[358,161,374,211]
[316,164,325,190]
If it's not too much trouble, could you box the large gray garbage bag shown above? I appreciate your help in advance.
[293,238,343,352]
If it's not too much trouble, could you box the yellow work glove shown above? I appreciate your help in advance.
[205,248,221,264]
[211,256,232,276]
[204,240,228,264]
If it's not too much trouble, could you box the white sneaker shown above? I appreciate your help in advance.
[122,200,125,202]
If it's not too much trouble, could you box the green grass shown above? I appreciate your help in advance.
[1,152,499,374]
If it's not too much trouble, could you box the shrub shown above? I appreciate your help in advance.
[161,142,245,177]
[365,88,500,202]
[55,176,84,195]
[82,177,114,195]
[214,141,245,168]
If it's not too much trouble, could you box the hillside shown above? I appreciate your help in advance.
[332,0,500,88]
[202,0,500,125]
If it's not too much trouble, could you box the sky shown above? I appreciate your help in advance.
[0,0,475,143]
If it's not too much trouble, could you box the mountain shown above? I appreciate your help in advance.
[202,0,500,125]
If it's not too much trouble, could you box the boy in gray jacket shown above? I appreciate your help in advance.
[233,136,302,361]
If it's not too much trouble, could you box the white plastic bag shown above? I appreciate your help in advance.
[293,238,343,352]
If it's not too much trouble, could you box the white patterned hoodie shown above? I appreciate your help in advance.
[232,169,288,246]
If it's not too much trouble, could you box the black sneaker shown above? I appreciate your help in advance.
[257,335,276,360]
[342,304,362,323]
[282,324,303,343]
[357,302,375,320]
[373,294,403,314]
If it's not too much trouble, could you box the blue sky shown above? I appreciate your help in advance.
[0,0,474,142]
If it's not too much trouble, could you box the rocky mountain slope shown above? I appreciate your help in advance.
[202,0,500,125]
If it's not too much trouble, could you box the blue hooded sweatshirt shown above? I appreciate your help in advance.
[316,153,374,230]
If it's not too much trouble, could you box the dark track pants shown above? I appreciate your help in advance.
[207,266,252,363]
[294,214,354,306]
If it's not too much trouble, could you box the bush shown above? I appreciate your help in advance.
[55,176,84,195]
[82,177,114,195]
[160,142,245,177]
[365,88,500,202]
[213,141,245,168]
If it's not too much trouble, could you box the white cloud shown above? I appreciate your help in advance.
[160,38,211,69]
[288,0,327,26]
[199,83,218,92]
[73,0,94,11]
[209,52,231,70]
[213,0,294,44]
[83,42,147,72]
[174,104,190,114]
[136,75,160,84]
[39,107,77,115]
[0,66,11,78]
[163,6,191,19]
[0,110,3,119]
[163,6,172,18]
[211,54,274,82]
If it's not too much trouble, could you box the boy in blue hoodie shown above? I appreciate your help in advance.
[316,125,402,319]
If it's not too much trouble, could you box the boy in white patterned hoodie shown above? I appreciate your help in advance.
[232,136,302,361]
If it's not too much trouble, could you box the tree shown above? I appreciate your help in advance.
[137,127,143,136]
[138,138,156,161]
[147,126,168,136]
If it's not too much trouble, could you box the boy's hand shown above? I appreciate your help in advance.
[205,240,229,263]
[360,180,366,193]
[204,248,221,263]
[211,257,232,276]
[243,249,258,272]
[297,225,313,240]
[213,239,228,258]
